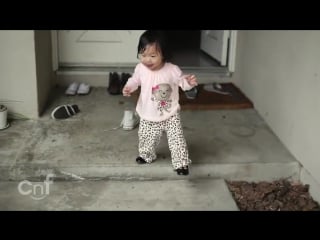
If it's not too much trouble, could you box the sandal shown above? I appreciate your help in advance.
[51,104,80,119]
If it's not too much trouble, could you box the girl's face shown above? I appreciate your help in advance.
[139,43,164,71]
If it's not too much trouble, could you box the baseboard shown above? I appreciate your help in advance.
[56,72,110,87]
[56,70,234,87]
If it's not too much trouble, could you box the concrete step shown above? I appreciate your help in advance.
[3,161,300,182]
[0,179,239,210]
[0,93,301,182]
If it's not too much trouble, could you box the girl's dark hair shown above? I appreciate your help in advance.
[137,30,170,62]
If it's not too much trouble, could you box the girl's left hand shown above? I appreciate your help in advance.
[186,74,198,87]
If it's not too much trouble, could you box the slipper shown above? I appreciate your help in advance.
[65,82,79,96]
[51,104,80,119]
[77,83,90,95]
[203,83,231,95]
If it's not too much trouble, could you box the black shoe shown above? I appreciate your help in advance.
[136,156,147,164]
[176,166,189,175]
[108,72,121,95]
[120,73,131,92]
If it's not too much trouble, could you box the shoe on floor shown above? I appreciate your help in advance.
[176,166,189,175]
[108,72,121,95]
[136,156,147,164]
[120,110,139,130]
[77,83,91,95]
[51,104,80,119]
[65,82,80,96]
[203,83,231,95]
[120,73,131,92]
[185,87,198,99]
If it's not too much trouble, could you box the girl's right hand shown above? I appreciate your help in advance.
[122,86,131,97]
[186,74,198,87]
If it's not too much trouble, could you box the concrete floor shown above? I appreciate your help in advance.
[0,179,239,210]
[0,86,301,210]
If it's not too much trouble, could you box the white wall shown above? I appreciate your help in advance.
[0,30,38,118]
[234,30,320,197]
[34,30,55,116]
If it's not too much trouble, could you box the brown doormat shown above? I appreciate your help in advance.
[179,83,253,110]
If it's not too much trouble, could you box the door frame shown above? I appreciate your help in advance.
[228,30,237,72]
[51,30,237,73]
[51,30,59,71]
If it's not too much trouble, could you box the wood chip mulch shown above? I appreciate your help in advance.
[226,179,320,211]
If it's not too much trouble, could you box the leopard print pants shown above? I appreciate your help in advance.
[138,112,191,169]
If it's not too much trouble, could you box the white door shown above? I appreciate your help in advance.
[200,30,229,66]
[57,30,145,66]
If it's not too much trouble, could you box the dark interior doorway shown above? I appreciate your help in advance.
[164,31,220,67]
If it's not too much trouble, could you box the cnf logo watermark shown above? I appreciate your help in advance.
[17,174,55,200]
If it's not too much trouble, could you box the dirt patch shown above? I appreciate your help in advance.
[226,179,320,211]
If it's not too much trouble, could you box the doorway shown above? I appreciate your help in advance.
[53,30,236,73]
[164,31,221,68]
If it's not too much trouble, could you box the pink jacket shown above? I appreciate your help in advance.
[125,62,193,122]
